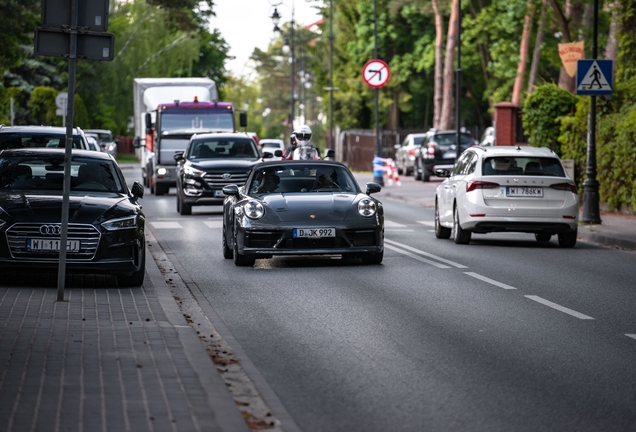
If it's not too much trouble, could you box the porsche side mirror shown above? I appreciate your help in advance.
[366,182,381,195]
[222,184,240,196]
[131,181,144,199]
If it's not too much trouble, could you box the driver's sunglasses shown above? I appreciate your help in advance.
[296,133,311,140]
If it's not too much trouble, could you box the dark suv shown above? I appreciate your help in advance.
[414,129,476,181]
[174,133,267,215]
[0,125,89,150]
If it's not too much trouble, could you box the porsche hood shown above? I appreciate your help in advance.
[261,193,358,222]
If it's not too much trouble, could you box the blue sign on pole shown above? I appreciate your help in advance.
[576,59,613,95]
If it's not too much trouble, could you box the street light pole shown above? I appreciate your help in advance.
[581,0,601,224]
[329,0,334,151]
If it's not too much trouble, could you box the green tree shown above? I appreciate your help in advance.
[0,1,39,74]
[28,87,58,125]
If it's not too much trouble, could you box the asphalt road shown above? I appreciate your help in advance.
[125,165,636,432]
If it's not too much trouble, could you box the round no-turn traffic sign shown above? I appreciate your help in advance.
[362,59,390,88]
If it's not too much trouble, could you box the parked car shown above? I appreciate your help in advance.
[0,148,146,285]
[85,133,101,151]
[480,126,495,146]
[173,132,266,215]
[414,129,477,181]
[260,138,285,157]
[394,133,428,176]
[221,160,384,266]
[0,125,90,150]
[434,146,579,247]
[85,129,118,157]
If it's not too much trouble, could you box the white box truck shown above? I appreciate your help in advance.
[133,77,241,195]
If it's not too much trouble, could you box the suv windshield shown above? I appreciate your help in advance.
[189,138,258,159]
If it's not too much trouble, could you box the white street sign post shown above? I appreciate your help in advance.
[55,92,68,127]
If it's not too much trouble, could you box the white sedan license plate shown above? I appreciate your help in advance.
[506,187,543,197]
[27,239,80,252]
[293,228,335,238]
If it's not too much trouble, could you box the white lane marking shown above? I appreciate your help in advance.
[384,244,451,268]
[385,229,414,232]
[625,334,636,340]
[384,220,407,227]
[416,221,435,227]
[464,272,517,290]
[525,295,595,320]
[385,239,468,268]
[150,221,183,229]
[204,221,223,228]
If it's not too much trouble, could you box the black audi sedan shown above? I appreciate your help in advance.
[173,132,267,215]
[222,160,384,266]
[0,148,146,286]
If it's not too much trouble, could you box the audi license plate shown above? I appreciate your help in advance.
[27,239,80,252]
[506,187,543,197]
[293,228,335,238]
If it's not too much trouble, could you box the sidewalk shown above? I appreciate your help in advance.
[354,172,636,252]
[0,244,250,432]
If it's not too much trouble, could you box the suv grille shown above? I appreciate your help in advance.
[203,171,249,188]
[6,223,100,260]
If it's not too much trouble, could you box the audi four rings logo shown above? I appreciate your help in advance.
[39,225,62,235]
[222,173,232,179]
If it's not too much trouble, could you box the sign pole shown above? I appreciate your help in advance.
[372,0,383,186]
[57,0,79,301]
[581,0,601,224]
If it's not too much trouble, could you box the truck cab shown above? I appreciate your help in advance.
[144,100,237,195]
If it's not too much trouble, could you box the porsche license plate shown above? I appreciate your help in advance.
[506,187,543,197]
[27,239,80,252]
[293,228,335,238]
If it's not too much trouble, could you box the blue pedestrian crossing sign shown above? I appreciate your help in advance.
[576,59,613,95]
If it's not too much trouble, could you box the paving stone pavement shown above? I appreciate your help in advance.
[0,254,249,432]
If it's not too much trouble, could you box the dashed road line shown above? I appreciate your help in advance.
[416,221,435,227]
[464,272,517,290]
[203,221,223,228]
[150,221,183,229]
[625,334,636,340]
[384,244,451,268]
[385,239,468,268]
[524,295,595,320]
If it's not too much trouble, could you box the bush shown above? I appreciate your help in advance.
[522,83,578,154]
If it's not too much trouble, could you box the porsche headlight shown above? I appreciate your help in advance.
[357,198,377,217]
[184,165,205,177]
[102,215,137,231]
[243,201,264,219]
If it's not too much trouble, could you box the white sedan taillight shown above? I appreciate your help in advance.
[466,180,500,193]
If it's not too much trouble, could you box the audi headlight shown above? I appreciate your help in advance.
[243,201,264,219]
[184,165,205,177]
[358,198,377,217]
[102,215,137,231]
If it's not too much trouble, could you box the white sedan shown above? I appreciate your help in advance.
[434,146,579,247]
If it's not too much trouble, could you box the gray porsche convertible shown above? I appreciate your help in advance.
[221,160,384,266]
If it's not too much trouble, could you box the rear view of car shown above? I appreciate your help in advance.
[434,146,579,247]
[416,129,476,181]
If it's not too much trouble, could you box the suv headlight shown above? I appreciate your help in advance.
[243,201,264,219]
[102,215,137,231]
[184,165,205,177]
[358,198,377,217]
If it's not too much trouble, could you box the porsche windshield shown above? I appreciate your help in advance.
[249,164,359,195]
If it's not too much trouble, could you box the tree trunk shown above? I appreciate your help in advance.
[512,1,535,106]
[604,1,621,61]
[388,87,400,130]
[432,0,444,129]
[549,0,576,93]
[439,0,459,131]
[528,0,548,94]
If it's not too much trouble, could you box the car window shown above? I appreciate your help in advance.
[413,136,426,145]
[451,151,474,176]
[482,157,566,176]
[248,164,359,195]
[188,138,258,159]
[0,154,125,193]
[0,133,85,150]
